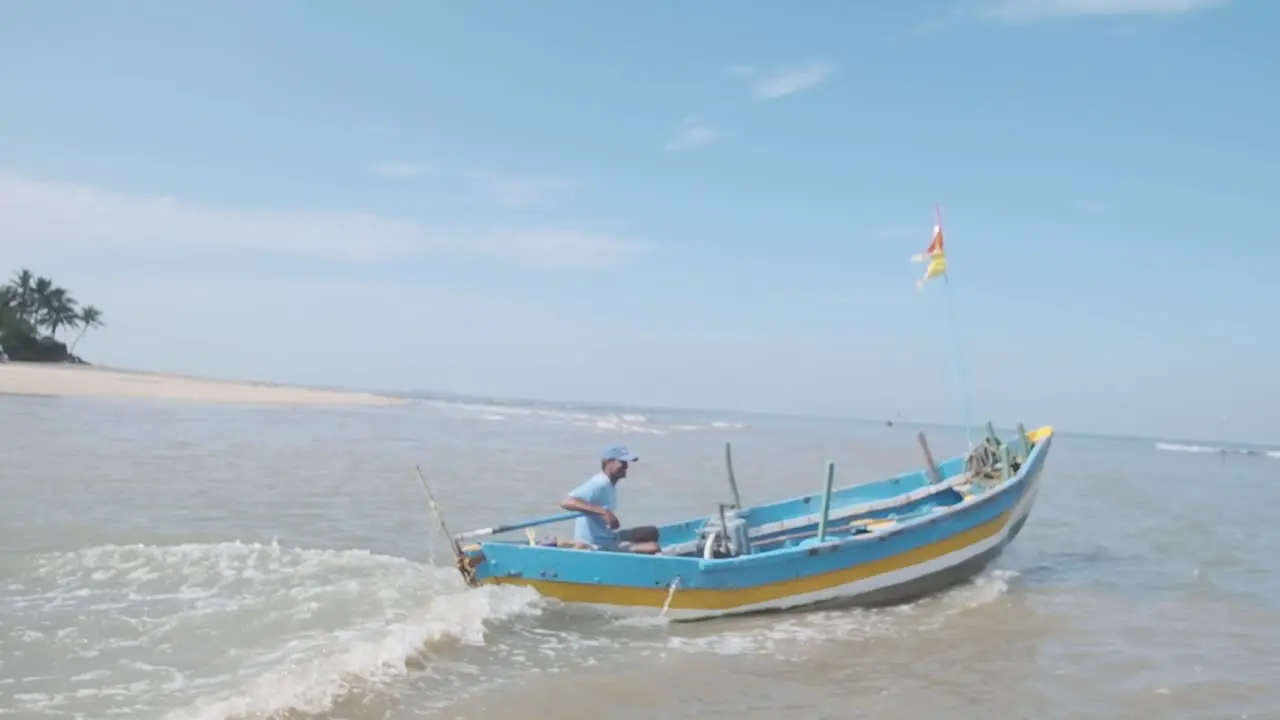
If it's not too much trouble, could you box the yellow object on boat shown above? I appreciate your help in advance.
[1025,425,1054,444]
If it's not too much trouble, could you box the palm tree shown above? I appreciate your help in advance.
[0,286,17,331]
[8,269,35,326]
[3,268,108,361]
[69,305,105,353]
[30,276,53,332]
[38,286,80,338]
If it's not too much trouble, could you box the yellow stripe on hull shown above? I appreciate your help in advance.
[481,505,1014,611]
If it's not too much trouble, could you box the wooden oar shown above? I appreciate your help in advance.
[454,511,582,541]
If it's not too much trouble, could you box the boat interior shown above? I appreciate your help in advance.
[464,424,1049,563]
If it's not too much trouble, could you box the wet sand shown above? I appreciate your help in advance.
[0,361,406,406]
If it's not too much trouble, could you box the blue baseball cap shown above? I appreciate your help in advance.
[602,444,638,463]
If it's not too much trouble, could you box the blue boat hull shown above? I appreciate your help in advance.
[461,427,1054,621]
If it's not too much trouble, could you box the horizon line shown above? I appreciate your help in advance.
[29,360,1269,451]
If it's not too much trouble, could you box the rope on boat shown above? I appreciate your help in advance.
[964,438,1003,480]
[660,576,682,618]
[963,429,1023,485]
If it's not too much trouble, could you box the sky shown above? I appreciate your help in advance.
[1,0,1276,444]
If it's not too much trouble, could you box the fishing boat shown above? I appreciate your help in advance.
[433,423,1054,622]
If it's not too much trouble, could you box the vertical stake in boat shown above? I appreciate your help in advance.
[724,441,742,509]
[984,421,1000,447]
[1016,422,1032,459]
[817,461,836,542]
[999,445,1013,481]
[917,432,942,484]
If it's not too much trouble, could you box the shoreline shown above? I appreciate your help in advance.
[0,361,408,407]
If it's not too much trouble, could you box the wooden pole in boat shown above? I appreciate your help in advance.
[999,445,1013,481]
[1016,422,1031,458]
[817,461,836,542]
[917,432,943,484]
[724,441,742,509]
[984,421,999,446]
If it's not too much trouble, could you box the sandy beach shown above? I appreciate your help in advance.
[0,362,407,406]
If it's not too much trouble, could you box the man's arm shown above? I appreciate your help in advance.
[560,496,606,516]
[560,477,619,528]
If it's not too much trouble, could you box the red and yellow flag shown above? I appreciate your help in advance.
[911,222,947,288]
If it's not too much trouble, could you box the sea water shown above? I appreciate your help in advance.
[2,394,1277,719]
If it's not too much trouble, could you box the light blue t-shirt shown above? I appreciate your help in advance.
[568,472,618,548]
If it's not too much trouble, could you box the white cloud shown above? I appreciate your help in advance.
[983,0,1231,23]
[468,171,578,208]
[665,117,718,151]
[368,161,427,177]
[0,171,649,269]
[732,61,836,101]
[471,228,654,269]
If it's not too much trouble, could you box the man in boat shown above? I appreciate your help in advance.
[559,444,662,554]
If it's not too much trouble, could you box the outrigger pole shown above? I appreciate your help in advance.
[413,465,466,568]
[414,464,589,585]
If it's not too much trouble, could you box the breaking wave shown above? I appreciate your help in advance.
[1155,442,1278,459]
[1,541,545,720]
[423,399,747,435]
[1,540,1018,719]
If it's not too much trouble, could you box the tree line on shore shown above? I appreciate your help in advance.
[0,268,105,362]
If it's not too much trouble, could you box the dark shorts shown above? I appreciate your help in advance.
[596,525,659,551]
[615,525,659,544]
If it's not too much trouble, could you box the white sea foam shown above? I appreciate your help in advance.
[2,541,546,720]
[1155,442,1220,454]
[1156,441,1279,459]
[3,535,1019,719]
[422,399,747,436]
